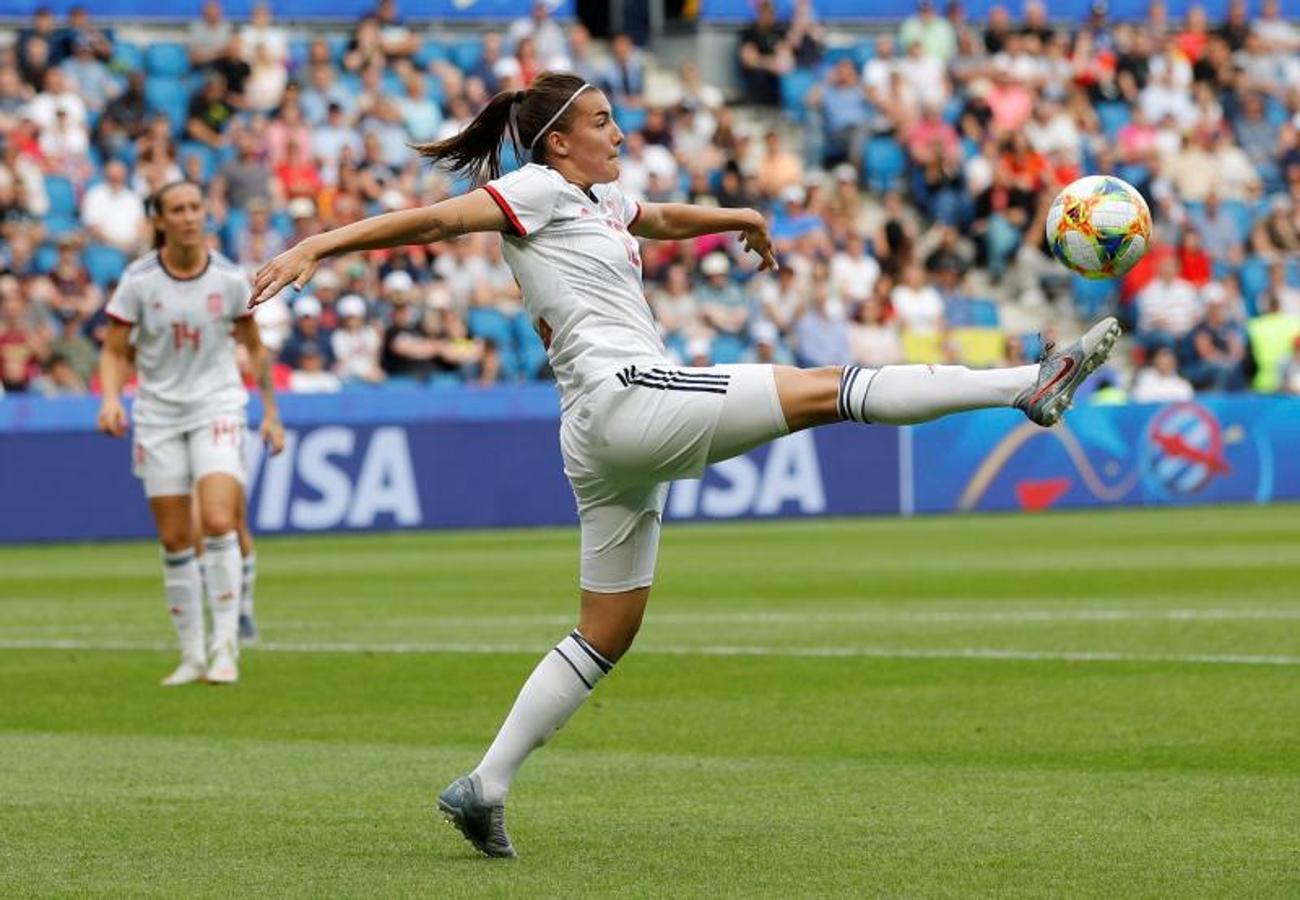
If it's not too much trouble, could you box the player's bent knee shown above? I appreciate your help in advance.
[159,530,194,554]
[199,508,238,537]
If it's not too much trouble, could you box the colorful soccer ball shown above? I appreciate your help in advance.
[1046,175,1152,280]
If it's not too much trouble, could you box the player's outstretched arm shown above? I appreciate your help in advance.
[631,203,778,271]
[96,321,132,438]
[249,191,508,308]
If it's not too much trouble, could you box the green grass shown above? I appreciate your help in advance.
[2,506,1299,897]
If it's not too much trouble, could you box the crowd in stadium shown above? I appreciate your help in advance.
[1,0,1298,401]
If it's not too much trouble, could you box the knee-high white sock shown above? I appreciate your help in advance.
[240,552,257,618]
[471,630,614,804]
[163,549,205,665]
[838,364,1039,425]
[202,531,242,654]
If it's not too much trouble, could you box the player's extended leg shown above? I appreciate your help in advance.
[775,317,1120,431]
[149,495,207,686]
[236,494,259,644]
[195,472,244,684]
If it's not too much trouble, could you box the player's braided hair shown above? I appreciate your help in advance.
[147,179,200,250]
[413,71,590,184]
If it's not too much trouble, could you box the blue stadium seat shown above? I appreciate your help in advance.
[779,69,818,121]
[429,372,463,389]
[864,136,906,193]
[414,39,448,68]
[326,34,350,64]
[513,313,549,379]
[84,244,128,286]
[1220,200,1254,243]
[467,307,515,348]
[144,42,190,78]
[179,141,217,182]
[44,215,80,239]
[820,45,857,69]
[613,104,647,134]
[44,176,77,219]
[1238,257,1270,314]
[969,298,1000,327]
[33,242,59,274]
[222,207,248,257]
[288,38,312,70]
[449,39,483,72]
[711,333,746,364]
[1095,101,1130,140]
[852,40,875,67]
[144,77,191,135]
[111,41,143,74]
[1071,273,1118,319]
[1116,163,1149,188]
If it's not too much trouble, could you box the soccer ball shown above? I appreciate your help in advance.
[1046,175,1152,280]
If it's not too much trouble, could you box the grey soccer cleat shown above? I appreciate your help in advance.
[238,613,259,645]
[1016,316,1121,427]
[437,774,517,858]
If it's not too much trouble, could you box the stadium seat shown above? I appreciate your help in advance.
[44,176,77,219]
[1071,273,1117,319]
[946,297,1000,328]
[1095,101,1130,139]
[84,244,128,287]
[110,40,143,74]
[144,42,190,78]
[43,215,79,239]
[613,105,647,135]
[711,333,746,364]
[144,77,191,135]
[449,39,483,72]
[179,141,217,182]
[902,331,944,363]
[1220,200,1254,243]
[512,312,549,379]
[1238,257,1270,315]
[820,45,857,69]
[414,39,448,68]
[326,34,350,64]
[288,38,312,70]
[467,307,515,348]
[851,40,875,67]
[779,70,818,122]
[951,327,1004,367]
[865,136,906,193]
[33,242,59,274]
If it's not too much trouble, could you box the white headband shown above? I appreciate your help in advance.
[529,83,591,151]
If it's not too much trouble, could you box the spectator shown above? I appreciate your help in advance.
[343,15,386,74]
[214,130,276,213]
[300,63,356,126]
[275,138,323,200]
[507,0,567,65]
[1279,336,1300,396]
[60,35,116,114]
[848,290,904,367]
[1131,346,1194,403]
[240,2,288,67]
[809,58,875,168]
[287,344,342,393]
[331,293,383,383]
[742,319,795,365]
[1184,293,1249,392]
[750,257,803,335]
[32,351,86,396]
[27,68,87,139]
[57,6,112,64]
[784,0,827,69]
[94,72,147,160]
[650,263,705,344]
[1136,254,1201,352]
[1250,198,1300,260]
[564,24,603,87]
[81,160,147,255]
[1176,229,1212,287]
[696,253,750,337]
[188,0,233,70]
[900,0,958,62]
[244,41,288,113]
[381,296,438,379]
[890,263,946,335]
[265,101,312,168]
[896,36,949,110]
[738,0,789,108]
[212,34,252,105]
[131,119,182,198]
[793,278,850,367]
[47,306,95,385]
[374,0,419,60]
[312,103,365,179]
[187,72,235,149]
[1191,193,1244,263]
[0,291,43,393]
[396,72,442,143]
[1265,261,1300,318]
[756,129,803,199]
[830,232,882,308]
[280,294,336,371]
[601,34,645,109]
[233,198,285,269]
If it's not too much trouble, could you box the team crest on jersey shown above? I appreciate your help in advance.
[207,292,224,318]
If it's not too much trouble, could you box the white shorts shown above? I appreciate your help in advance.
[560,364,788,593]
[132,414,248,498]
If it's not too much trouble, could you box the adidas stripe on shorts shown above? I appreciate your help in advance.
[560,363,788,592]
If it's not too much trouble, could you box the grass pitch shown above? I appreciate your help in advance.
[2,506,1299,897]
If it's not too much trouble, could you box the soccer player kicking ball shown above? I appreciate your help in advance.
[98,181,285,686]
[250,72,1118,857]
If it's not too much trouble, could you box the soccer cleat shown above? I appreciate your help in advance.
[205,644,239,685]
[238,613,259,645]
[161,659,207,687]
[436,774,517,858]
[1015,316,1121,428]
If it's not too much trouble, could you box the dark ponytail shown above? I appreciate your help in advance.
[414,71,591,185]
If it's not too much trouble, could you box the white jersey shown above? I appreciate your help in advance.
[106,250,252,429]
[482,163,668,411]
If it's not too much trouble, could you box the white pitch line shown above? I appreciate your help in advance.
[1,638,1297,667]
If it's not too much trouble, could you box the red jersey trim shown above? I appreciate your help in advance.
[106,312,136,326]
[481,184,527,237]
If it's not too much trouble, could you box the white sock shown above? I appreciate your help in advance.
[838,364,1039,425]
[241,552,257,619]
[471,630,614,803]
[162,549,205,665]
[202,532,242,655]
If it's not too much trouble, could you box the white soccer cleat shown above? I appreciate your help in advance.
[205,645,239,685]
[161,659,207,687]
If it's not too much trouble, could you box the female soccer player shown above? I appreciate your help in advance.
[98,180,284,686]
[249,72,1118,856]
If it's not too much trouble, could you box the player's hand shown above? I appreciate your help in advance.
[250,240,320,310]
[261,416,286,456]
[739,213,778,272]
[97,398,127,438]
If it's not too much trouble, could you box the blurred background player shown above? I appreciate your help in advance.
[250,72,1117,858]
[192,491,261,644]
[97,180,284,686]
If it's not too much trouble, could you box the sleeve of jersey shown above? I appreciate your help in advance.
[104,275,139,325]
[481,167,559,238]
[619,187,643,230]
